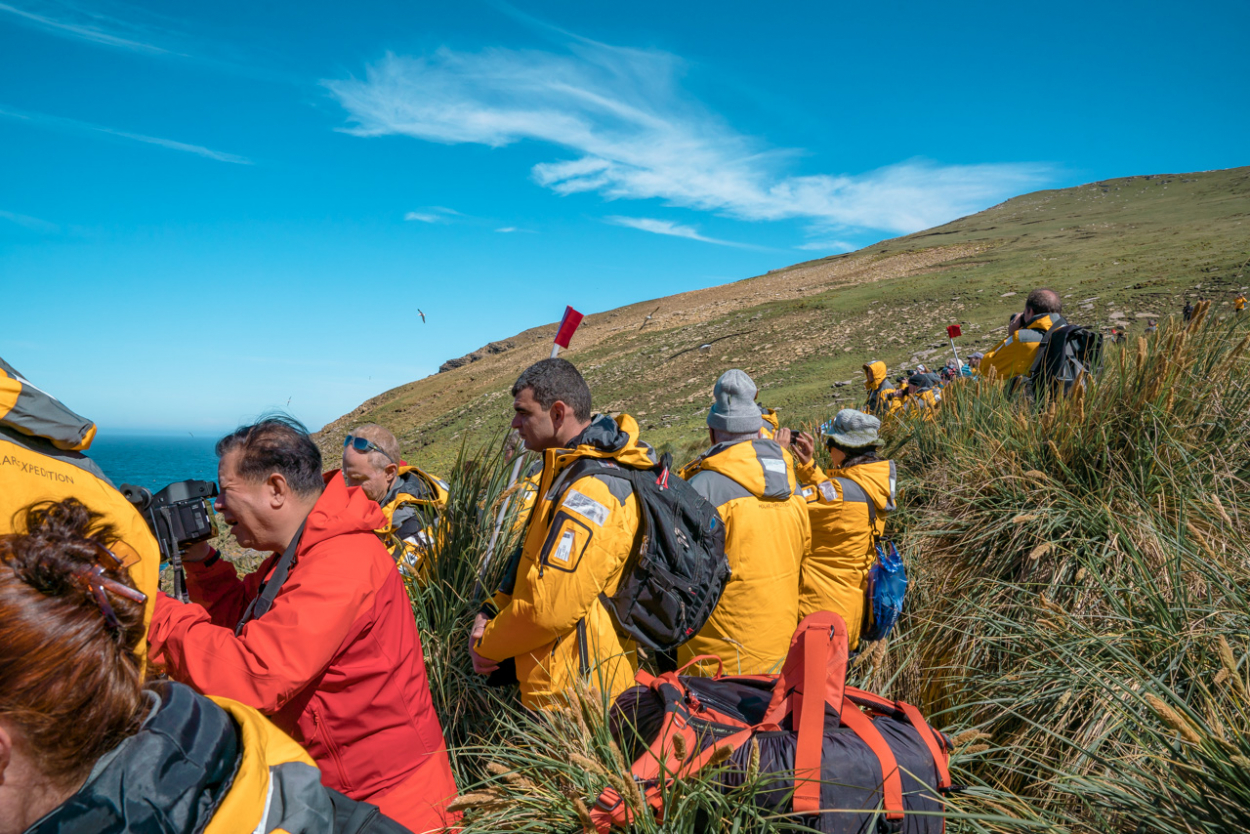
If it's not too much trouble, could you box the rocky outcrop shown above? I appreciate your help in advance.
[439,340,517,373]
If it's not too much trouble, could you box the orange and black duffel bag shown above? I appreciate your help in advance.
[594,611,952,833]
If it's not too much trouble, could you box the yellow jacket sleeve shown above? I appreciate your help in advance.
[477,476,633,662]
[794,458,828,486]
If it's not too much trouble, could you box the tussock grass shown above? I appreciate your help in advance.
[407,306,1250,832]
[874,304,1250,831]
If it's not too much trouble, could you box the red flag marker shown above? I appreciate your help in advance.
[551,306,584,357]
[947,324,963,367]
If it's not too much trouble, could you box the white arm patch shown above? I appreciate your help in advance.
[762,458,788,474]
[551,529,576,564]
[818,480,838,502]
[562,489,609,527]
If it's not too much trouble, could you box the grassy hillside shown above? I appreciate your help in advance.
[316,167,1250,470]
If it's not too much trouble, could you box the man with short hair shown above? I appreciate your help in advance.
[470,358,651,709]
[979,288,1067,383]
[341,423,448,573]
[677,369,811,675]
[147,417,459,832]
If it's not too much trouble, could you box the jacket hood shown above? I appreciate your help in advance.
[693,437,795,501]
[385,466,444,505]
[0,357,97,451]
[864,361,889,392]
[550,413,656,474]
[305,473,388,551]
[28,682,238,834]
[835,459,897,513]
[1024,313,1066,332]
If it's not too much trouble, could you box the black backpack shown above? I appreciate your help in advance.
[327,789,414,834]
[1026,323,1104,397]
[556,452,730,652]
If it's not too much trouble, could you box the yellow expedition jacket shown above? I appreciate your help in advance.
[795,457,896,648]
[980,313,1065,381]
[864,361,900,417]
[0,357,161,670]
[679,438,811,675]
[477,414,652,709]
[378,464,449,576]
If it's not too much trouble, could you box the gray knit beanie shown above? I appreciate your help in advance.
[707,369,764,433]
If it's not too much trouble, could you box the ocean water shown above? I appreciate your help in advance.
[90,433,221,493]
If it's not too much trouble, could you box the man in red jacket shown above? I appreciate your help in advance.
[147,416,458,833]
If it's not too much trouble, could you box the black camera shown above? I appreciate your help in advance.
[121,480,219,602]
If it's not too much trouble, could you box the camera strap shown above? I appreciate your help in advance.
[235,522,305,636]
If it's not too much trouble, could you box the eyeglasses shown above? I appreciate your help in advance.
[344,435,397,464]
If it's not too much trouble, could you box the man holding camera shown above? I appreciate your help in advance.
[147,417,458,832]
[979,289,1067,382]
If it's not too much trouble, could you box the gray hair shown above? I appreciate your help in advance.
[711,429,762,445]
[216,414,325,497]
[346,423,402,472]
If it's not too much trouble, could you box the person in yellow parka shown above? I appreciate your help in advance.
[1235,293,1246,314]
[340,423,448,576]
[979,289,1066,383]
[470,359,649,710]
[863,360,900,418]
[791,410,896,649]
[0,356,161,671]
[678,369,811,676]
[0,497,412,834]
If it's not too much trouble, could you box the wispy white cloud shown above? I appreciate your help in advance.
[325,40,1054,239]
[404,206,461,223]
[0,209,59,233]
[0,0,172,53]
[796,239,856,253]
[606,216,751,249]
[0,104,251,164]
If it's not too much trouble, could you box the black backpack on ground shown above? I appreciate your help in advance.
[1026,323,1104,397]
[555,452,730,653]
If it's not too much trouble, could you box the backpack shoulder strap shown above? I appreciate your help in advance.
[834,476,879,540]
[235,522,304,635]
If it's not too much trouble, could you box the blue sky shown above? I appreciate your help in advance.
[2,0,1246,433]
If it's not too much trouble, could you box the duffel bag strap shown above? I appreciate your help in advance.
[838,700,905,824]
[591,727,757,832]
[897,700,951,791]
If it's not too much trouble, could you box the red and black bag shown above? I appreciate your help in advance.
[593,611,952,833]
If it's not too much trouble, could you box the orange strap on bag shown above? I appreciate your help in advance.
[838,700,905,822]
[898,700,951,791]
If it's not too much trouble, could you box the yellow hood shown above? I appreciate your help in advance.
[831,459,897,514]
[688,437,796,500]
[864,360,889,392]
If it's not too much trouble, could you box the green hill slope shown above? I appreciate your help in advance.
[316,167,1250,471]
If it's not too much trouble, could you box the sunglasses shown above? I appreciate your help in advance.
[344,435,397,464]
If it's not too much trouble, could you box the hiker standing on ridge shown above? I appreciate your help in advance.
[791,410,897,650]
[340,423,449,576]
[1235,293,1246,315]
[1183,301,1195,322]
[979,289,1067,383]
[147,417,459,832]
[469,358,650,709]
[677,370,810,675]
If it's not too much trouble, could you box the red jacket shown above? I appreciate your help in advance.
[147,475,458,833]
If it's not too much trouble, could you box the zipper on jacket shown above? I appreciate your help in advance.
[576,618,590,676]
[311,703,353,794]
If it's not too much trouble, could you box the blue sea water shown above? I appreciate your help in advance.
[90,433,221,493]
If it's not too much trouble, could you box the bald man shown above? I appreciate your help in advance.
[979,288,1067,382]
